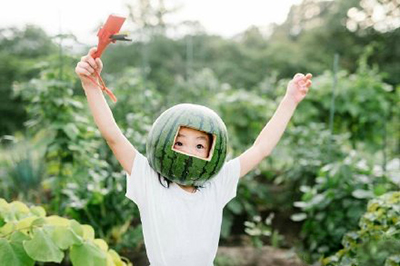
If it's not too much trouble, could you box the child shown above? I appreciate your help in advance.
[75,47,312,266]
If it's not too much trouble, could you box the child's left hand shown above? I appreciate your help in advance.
[285,73,312,105]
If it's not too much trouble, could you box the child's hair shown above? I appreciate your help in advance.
[157,173,205,192]
[206,132,213,158]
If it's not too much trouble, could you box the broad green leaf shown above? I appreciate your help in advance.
[0,236,34,266]
[108,249,124,266]
[10,230,31,243]
[31,217,46,227]
[70,241,107,266]
[30,206,46,217]
[23,227,64,262]
[15,216,37,230]
[94,238,108,251]
[47,226,83,250]
[63,123,79,140]
[106,252,115,266]
[0,222,14,236]
[82,224,95,240]
[70,219,84,237]
[46,215,70,226]
[10,201,30,214]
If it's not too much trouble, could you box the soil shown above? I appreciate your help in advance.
[217,246,307,266]
[124,245,307,266]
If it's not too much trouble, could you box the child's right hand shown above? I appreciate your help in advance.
[75,47,103,88]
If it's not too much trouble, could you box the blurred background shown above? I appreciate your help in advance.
[0,0,399,265]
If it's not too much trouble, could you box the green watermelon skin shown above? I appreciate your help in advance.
[146,103,228,186]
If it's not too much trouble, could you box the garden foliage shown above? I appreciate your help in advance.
[0,198,131,266]
[323,192,400,266]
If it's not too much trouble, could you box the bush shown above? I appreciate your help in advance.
[323,192,400,266]
[292,150,397,262]
[0,198,131,266]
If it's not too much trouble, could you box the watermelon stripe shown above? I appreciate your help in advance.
[148,109,175,167]
[159,111,186,174]
[209,125,224,178]
[196,116,217,181]
[168,113,192,178]
[180,156,193,182]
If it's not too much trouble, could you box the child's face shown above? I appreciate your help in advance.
[173,126,211,159]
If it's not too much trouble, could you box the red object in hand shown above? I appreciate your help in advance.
[93,15,126,59]
[88,15,128,103]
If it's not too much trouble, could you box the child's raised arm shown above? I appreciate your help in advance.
[75,47,136,175]
[237,73,312,178]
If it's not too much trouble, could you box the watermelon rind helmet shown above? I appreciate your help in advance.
[146,103,228,186]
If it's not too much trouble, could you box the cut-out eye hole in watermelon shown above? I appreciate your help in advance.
[146,103,228,186]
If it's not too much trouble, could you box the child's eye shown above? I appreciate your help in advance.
[196,144,204,149]
[175,142,183,147]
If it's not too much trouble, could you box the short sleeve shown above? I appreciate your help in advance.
[211,157,241,207]
[124,151,158,207]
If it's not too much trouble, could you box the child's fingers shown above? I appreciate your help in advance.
[78,61,94,74]
[95,58,103,70]
[75,65,92,77]
[89,47,97,57]
[76,62,95,78]
[306,80,312,87]
[305,73,312,79]
[293,73,305,81]
[81,55,97,70]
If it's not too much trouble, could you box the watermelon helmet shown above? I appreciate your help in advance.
[146,103,228,186]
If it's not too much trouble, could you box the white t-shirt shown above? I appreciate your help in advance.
[125,151,241,266]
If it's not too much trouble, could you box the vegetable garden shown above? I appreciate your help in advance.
[1,0,399,265]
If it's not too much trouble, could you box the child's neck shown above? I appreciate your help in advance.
[178,184,196,193]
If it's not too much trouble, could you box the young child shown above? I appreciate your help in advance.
[75,47,312,266]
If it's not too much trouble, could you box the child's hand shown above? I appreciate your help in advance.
[285,73,312,105]
[75,47,103,88]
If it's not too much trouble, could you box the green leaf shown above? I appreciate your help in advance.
[93,238,108,252]
[291,213,307,222]
[82,224,95,240]
[23,227,64,262]
[15,216,37,231]
[373,185,387,196]
[0,234,34,266]
[0,222,14,236]
[227,199,243,215]
[46,215,70,226]
[70,241,107,266]
[30,206,46,217]
[63,123,79,140]
[31,217,46,227]
[10,201,30,214]
[70,219,84,238]
[352,189,374,199]
[47,226,83,250]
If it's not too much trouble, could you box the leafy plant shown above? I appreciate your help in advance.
[0,198,131,266]
[322,192,400,266]
[0,133,46,202]
[292,150,397,262]
[11,62,144,251]
[244,212,284,248]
